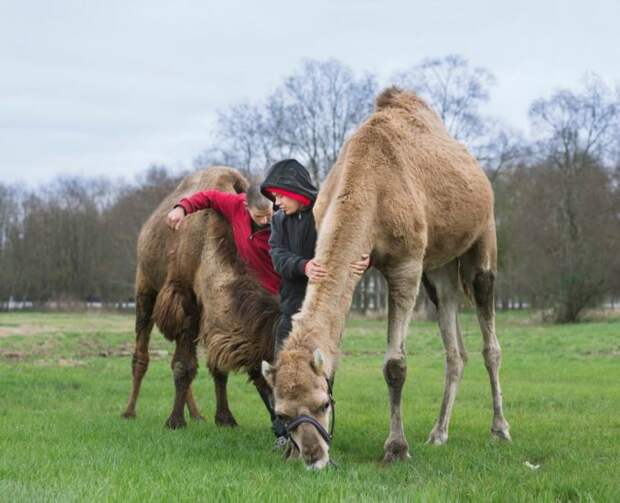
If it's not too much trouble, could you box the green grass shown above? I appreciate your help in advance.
[1,310,619,502]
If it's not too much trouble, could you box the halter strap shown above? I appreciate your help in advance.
[286,414,332,445]
[283,375,336,445]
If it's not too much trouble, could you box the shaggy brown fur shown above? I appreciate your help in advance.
[264,87,511,469]
[121,166,279,429]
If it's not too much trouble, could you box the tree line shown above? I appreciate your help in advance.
[1,56,619,322]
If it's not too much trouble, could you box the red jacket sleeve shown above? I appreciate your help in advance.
[177,190,244,222]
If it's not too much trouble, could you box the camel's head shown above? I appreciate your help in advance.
[262,348,333,470]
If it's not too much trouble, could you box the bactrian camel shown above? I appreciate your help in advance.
[262,88,511,470]
[122,166,279,429]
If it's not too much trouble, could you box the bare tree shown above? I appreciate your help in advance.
[200,59,377,185]
[0,184,22,303]
[267,59,378,183]
[393,54,495,144]
[524,74,620,322]
[477,120,529,182]
[393,54,527,183]
[195,103,292,176]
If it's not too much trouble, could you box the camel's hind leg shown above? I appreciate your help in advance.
[381,259,423,463]
[165,328,199,429]
[425,261,468,445]
[185,385,205,421]
[210,368,238,427]
[461,232,511,441]
[122,284,156,419]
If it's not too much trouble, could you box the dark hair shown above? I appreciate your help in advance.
[246,182,272,210]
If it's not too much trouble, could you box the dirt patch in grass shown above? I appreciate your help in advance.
[0,342,169,362]
[0,350,25,359]
[580,346,620,358]
[0,324,58,337]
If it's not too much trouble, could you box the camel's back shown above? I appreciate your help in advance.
[136,166,248,291]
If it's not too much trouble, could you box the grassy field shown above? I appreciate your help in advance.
[0,310,619,502]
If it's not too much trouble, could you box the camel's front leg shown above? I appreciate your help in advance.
[210,368,238,427]
[382,260,422,463]
[122,289,156,419]
[248,369,276,422]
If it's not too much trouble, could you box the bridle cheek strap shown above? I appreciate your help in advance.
[286,414,332,446]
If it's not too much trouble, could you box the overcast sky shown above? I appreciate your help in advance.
[1,0,619,185]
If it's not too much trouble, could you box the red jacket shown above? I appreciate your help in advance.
[177,190,280,295]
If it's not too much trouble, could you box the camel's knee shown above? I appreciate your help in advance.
[446,349,465,381]
[172,359,197,383]
[482,345,502,370]
[383,357,407,391]
[458,345,469,365]
[131,353,149,377]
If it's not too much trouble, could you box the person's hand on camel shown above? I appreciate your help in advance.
[350,254,370,276]
[305,254,370,282]
[166,207,186,231]
[304,259,327,282]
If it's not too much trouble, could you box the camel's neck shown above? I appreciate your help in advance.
[288,174,376,369]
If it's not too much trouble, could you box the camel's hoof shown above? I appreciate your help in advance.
[426,429,448,446]
[491,428,512,442]
[190,413,206,422]
[382,440,410,464]
[165,415,187,430]
[214,414,238,428]
[121,411,136,419]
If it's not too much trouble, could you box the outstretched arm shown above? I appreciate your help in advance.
[167,190,243,230]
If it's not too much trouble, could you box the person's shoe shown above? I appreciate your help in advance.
[273,435,288,450]
[271,417,287,437]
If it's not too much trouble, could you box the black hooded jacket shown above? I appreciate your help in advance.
[261,159,319,315]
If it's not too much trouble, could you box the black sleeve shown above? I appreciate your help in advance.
[269,213,308,280]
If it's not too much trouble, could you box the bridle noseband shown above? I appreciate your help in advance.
[282,376,336,450]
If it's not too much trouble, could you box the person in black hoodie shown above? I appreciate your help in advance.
[261,159,370,353]
[260,159,323,355]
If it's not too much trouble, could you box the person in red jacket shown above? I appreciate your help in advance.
[166,183,280,295]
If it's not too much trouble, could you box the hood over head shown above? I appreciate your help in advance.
[260,159,318,205]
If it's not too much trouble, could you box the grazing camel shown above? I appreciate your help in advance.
[262,88,511,469]
[121,166,279,429]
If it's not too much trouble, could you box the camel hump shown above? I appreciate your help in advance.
[178,166,249,195]
[375,86,430,114]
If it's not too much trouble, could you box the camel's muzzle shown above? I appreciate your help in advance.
[281,376,336,463]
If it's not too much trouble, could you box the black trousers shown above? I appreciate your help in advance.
[271,313,294,439]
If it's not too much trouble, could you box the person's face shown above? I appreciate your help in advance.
[248,205,273,227]
[273,193,303,215]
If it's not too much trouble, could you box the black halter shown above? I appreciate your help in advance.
[283,376,336,448]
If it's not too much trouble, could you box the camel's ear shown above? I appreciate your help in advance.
[311,349,324,375]
[262,360,275,388]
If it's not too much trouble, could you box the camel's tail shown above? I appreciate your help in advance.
[458,258,475,306]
